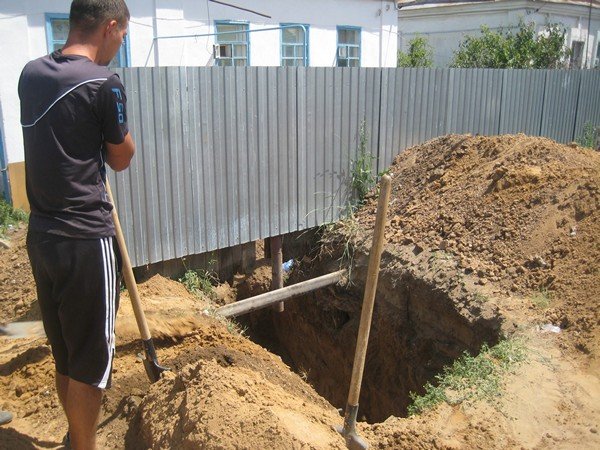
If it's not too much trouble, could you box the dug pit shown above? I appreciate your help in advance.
[238,240,505,423]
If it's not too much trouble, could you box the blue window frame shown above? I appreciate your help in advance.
[281,24,309,67]
[45,13,129,68]
[45,13,70,53]
[337,26,361,67]
[214,21,249,66]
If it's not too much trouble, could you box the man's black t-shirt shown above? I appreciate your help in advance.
[19,50,129,239]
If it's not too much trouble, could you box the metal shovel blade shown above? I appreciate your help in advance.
[334,424,369,450]
[0,321,46,339]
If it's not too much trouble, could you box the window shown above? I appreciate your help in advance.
[45,13,129,68]
[337,26,360,67]
[281,24,309,67]
[215,21,249,66]
[595,36,600,68]
[570,40,584,69]
[46,14,70,53]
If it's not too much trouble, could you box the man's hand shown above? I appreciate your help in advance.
[106,132,135,171]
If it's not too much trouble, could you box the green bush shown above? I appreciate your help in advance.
[451,21,569,69]
[179,267,217,296]
[350,121,376,205]
[0,199,28,235]
[398,36,433,68]
[576,122,600,150]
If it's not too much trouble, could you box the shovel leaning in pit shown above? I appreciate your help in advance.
[335,175,392,450]
[106,181,168,383]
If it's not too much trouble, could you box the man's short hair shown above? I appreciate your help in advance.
[69,0,130,33]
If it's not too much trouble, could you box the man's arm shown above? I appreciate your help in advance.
[105,132,135,172]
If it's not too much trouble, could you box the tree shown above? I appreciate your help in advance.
[398,36,433,68]
[451,20,569,69]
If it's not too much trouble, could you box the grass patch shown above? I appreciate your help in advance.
[350,121,376,205]
[473,292,489,303]
[179,259,218,298]
[224,316,247,336]
[531,288,552,309]
[0,199,28,236]
[576,122,599,150]
[320,210,361,283]
[201,304,248,337]
[177,260,247,337]
[407,339,526,416]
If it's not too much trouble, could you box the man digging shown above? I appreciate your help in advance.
[18,1,135,448]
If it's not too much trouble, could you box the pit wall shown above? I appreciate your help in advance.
[244,245,504,422]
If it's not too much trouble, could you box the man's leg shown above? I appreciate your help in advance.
[56,371,71,447]
[65,378,103,450]
[56,371,69,410]
[28,233,117,449]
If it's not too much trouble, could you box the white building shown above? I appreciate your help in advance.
[397,0,600,68]
[0,0,398,208]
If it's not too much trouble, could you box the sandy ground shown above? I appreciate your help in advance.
[0,134,599,449]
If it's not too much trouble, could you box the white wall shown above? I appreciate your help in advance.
[398,0,600,68]
[142,0,398,67]
[0,0,398,166]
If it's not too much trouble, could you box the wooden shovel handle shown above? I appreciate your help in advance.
[105,181,152,341]
[347,174,392,406]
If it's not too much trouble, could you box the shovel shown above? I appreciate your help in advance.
[2,185,168,382]
[335,175,392,450]
[106,181,168,383]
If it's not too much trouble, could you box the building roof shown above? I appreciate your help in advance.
[396,0,600,9]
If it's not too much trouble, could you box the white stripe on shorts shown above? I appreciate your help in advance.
[98,237,117,389]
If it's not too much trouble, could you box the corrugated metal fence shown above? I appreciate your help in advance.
[110,67,600,268]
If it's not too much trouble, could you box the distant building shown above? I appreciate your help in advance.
[397,0,600,68]
[0,0,398,208]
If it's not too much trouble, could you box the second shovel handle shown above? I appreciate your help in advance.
[347,174,392,406]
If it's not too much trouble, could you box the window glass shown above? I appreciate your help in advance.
[281,24,308,67]
[337,27,360,67]
[51,19,69,42]
[570,41,584,68]
[215,22,248,66]
[283,27,303,44]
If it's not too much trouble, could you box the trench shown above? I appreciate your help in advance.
[237,237,504,423]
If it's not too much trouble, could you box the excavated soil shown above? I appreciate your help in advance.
[355,134,600,354]
[1,134,599,449]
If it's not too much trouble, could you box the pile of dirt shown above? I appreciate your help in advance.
[350,134,600,354]
[132,359,345,449]
[0,225,37,322]
[0,233,347,450]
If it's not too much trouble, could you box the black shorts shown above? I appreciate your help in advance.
[26,230,121,389]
